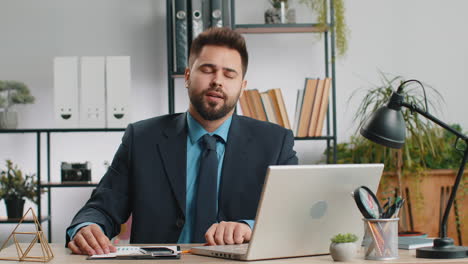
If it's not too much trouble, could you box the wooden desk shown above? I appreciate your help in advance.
[0,244,465,264]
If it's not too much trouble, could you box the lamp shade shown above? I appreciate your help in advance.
[360,106,406,149]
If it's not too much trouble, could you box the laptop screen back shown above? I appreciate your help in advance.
[246,164,383,260]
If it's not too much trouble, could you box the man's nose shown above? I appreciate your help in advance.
[210,71,223,88]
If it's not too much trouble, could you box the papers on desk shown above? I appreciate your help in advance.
[398,237,434,250]
[87,246,180,260]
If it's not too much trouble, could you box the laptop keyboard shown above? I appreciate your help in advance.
[208,243,248,254]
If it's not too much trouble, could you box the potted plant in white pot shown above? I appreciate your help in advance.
[0,160,38,219]
[329,233,358,261]
[0,80,35,129]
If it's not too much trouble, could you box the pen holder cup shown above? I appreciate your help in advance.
[362,218,399,260]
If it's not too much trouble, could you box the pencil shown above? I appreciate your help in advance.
[367,221,384,256]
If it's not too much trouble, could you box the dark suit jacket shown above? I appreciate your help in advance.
[66,113,298,244]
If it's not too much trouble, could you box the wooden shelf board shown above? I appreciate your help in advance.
[234,23,328,34]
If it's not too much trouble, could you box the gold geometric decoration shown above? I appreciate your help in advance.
[0,207,54,262]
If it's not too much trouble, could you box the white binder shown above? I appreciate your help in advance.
[105,56,131,128]
[79,57,106,128]
[53,57,79,128]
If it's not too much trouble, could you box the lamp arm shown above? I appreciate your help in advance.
[400,102,467,141]
[401,101,468,239]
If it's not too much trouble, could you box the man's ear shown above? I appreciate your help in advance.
[239,79,247,98]
[184,68,190,88]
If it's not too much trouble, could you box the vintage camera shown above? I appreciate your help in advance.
[61,162,91,182]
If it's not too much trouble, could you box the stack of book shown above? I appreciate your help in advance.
[238,88,291,129]
[293,78,332,137]
[238,77,331,136]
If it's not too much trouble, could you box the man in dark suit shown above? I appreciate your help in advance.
[67,27,298,255]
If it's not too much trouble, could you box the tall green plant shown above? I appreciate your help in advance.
[299,0,349,56]
[333,125,466,171]
[350,72,444,171]
[325,72,446,198]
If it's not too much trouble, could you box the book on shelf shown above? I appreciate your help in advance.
[312,77,331,137]
[238,91,252,117]
[249,89,267,122]
[266,90,283,127]
[244,90,258,119]
[297,78,318,137]
[268,88,291,129]
[293,88,305,135]
[306,78,324,137]
[239,88,291,129]
[260,92,279,125]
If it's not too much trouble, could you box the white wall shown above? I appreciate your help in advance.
[1,0,467,243]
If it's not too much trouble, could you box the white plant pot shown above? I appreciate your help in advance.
[329,242,357,262]
[0,111,18,129]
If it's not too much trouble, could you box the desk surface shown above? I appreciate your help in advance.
[0,243,465,264]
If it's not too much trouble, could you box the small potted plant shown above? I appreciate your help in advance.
[0,80,35,129]
[329,233,358,261]
[265,0,295,24]
[0,160,38,219]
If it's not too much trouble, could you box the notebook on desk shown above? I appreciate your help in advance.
[87,246,181,260]
[191,164,384,261]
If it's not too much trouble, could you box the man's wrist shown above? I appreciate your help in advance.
[237,219,255,230]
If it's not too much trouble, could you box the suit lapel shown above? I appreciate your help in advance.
[158,113,187,217]
[219,115,251,211]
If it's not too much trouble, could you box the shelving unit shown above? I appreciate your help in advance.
[0,216,50,224]
[166,0,337,163]
[0,128,124,242]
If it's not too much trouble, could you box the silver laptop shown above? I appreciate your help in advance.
[191,164,384,261]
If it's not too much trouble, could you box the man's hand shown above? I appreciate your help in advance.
[205,221,252,245]
[68,224,116,255]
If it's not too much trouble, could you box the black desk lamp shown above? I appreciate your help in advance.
[360,79,467,259]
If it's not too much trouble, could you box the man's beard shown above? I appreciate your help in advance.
[189,87,240,121]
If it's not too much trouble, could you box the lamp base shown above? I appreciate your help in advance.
[416,238,467,259]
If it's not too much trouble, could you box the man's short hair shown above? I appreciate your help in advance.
[189,27,248,78]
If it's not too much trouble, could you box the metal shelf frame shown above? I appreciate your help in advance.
[0,128,125,241]
[0,216,50,224]
[166,0,337,163]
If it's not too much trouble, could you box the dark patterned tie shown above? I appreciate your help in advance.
[193,134,218,242]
